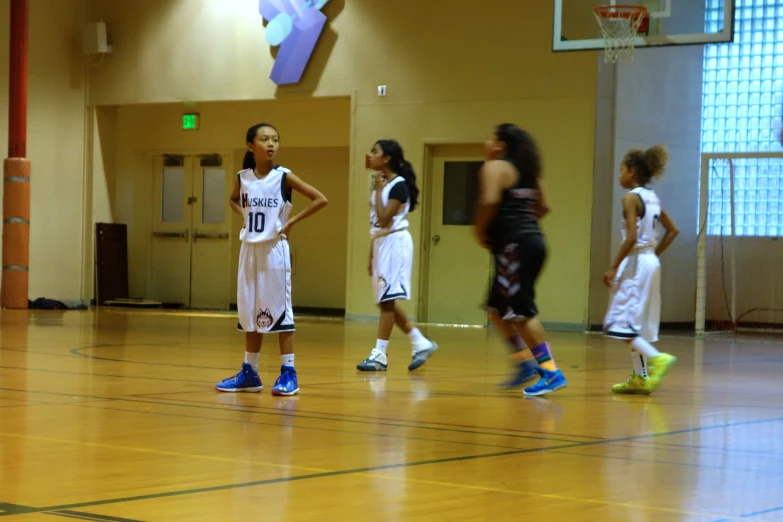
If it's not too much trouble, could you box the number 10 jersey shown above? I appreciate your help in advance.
[238,165,293,244]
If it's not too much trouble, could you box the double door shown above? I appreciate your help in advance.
[149,153,233,309]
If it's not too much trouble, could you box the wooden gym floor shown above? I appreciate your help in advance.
[1,308,783,522]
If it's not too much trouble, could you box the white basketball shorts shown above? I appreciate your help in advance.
[372,230,413,304]
[603,249,661,342]
[237,238,294,333]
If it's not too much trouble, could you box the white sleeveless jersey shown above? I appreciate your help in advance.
[622,186,661,251]
[370,176,410,236]
[238,166,293,243]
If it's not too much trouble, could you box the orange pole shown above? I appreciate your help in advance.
[2,0,30,309]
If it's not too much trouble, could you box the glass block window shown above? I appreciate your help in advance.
[702,0,783,237]
[708,157,783,236]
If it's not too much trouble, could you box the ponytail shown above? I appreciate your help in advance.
[374,139,420,212]
[243,150,255,170]
[643,145,668,179]
[623,144,669,185]
[397,158,419,211]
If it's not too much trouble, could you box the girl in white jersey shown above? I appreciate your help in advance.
[216,123,328,396]
[603,145,679,395]
[356,139,438,372]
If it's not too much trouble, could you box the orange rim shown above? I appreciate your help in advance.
[593,5,648,18]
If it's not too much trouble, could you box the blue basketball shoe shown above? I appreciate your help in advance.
[272,365,299,396]
[498,359,540,389]
[215,363,263,393]
[523,368,568,396]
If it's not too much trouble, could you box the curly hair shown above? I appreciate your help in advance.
[623,144,668,185]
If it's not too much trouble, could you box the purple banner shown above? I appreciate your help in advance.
[259,0,330,85]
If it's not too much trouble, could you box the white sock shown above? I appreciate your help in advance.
[282,354,295,367]
[630,350,648,377]
[631,336,660,358]
[245,352,260,372]
[408,327,427,345]
[375,339,389,353]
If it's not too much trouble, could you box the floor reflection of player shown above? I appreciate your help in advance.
[603,398,671,522]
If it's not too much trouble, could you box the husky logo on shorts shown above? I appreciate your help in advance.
[378,276,387,289]
[256,308,274,329]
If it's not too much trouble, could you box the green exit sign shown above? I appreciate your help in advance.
[182,113,199,130]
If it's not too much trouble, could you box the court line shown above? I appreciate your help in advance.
[709,505,783,522]
[54,340,783,412]
[4,379,779,460]
[139,394,600,442]
[209,398,606,440]
[0,440,726,520]
[68,347,236,372]
[6,384,783,454]
[0,403,51,409]
[3,407,782,519]
[70,402,533,452]
[739,505,783,518]
[67,345,512,376]
[0,504,35,515]
[44,513,101,521]
[0,391,573,454]
[25,345,783,412]
[0,365,211,386]
[152,384,783,412]
[627,439,783,459]
[0,386,588,445]
[46,511,146,522]
[549,449,783,477]
[3,353,516,389]
[73,400,783,463]
[0,431,332,472]
[7,350,778,410]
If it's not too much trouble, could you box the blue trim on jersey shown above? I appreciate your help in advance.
[381,284,408,302]
[603,322,639,339]
[635,189,646,218]
[604,330,639,339]
[269,311,295,332]
[281,171,292,204]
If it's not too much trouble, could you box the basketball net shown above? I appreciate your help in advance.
[593,5,648,63]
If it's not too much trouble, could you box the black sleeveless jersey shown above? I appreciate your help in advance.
[486,159,542,247]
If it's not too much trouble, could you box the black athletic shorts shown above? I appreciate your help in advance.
[484,233,547,320]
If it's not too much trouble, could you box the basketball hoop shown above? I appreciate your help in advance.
[593,5,648,63]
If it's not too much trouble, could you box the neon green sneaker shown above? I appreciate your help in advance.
[647,353,677,391]
[611,373,652,395]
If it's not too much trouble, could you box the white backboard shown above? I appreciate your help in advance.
[554,0,735,52]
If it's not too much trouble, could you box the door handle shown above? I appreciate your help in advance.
[432,234,441,245]
[153,228,189,242]
[193,230,229,242]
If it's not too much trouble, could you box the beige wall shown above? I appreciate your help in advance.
[6,0,600,326]
[106,98,350,308]
[0,0,88,304]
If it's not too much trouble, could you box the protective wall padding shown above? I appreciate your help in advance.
[2,158,31,309]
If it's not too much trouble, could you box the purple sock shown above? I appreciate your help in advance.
[530,342,555,366]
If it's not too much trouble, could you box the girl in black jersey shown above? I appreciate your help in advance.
[474,123,567,396]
